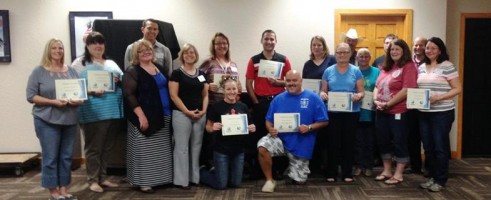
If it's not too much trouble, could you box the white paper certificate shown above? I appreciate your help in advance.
[274,113,300,133]
[407,88,430,109]
[302,79,322,94]
[327,92,353,112]
[87,70,114,92]
[361,91,374,110]
[258,59,284,79]
[221,114,248,136]
[213,74,238,94]
[55,79,88,100]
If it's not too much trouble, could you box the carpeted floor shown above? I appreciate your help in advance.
[0,158,490,200]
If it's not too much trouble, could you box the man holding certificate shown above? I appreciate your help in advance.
[245,29,292,179]
[257,70,328,193]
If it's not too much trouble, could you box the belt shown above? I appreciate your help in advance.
[257,95,276,101]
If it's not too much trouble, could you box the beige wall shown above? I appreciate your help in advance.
[0,0,475,153]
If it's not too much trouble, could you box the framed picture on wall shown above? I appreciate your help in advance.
[69,11,113,61]
[0,10,12,62]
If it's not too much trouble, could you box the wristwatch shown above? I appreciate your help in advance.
[308,125,313,132]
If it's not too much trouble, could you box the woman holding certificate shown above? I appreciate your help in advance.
[373,39,418,185]
[170,43,209,190]
[302,35,336,173]
[200,78,256,189]
[71,32,123,193]
[417,37,461,192]
[26,38,83,200]
[320,42,364,183]
[199,32,242,169]
[123,40,173,193]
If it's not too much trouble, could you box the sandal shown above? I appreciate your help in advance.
[384,177,403,185]
[374,174,392,181]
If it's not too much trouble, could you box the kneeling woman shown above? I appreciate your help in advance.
[200,78,256,189]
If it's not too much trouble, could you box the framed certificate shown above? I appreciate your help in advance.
[213,74,238,93]
[302,79,322,94]
[221,114,249,136]
[327,92,353,112]
[87,70,114,92]
[55,79,88,100]
[407,88,430,109]
[274,113,300,133]
[361,91,374,110]
[258,59,284,79]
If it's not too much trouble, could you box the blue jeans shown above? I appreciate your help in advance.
[200,151,244,189]
[375,111,409,163]
[34,117,77,188]
[419,110,454,186]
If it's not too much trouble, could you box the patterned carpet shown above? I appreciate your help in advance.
[0,158,490,200]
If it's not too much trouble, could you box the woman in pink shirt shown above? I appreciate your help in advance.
[373,39,418,185]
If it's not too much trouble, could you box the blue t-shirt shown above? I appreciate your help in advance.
[359,66,380,122]
[266,90,328,159]
[322,64,363,112]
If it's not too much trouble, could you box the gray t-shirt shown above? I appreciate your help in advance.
[26,66,80,125]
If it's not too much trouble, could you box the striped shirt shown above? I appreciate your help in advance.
[417,60,459,112]
[72,58,124,123]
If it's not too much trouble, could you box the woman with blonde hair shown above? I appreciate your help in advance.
[123,40,173,193]
[26,39,83,200]
[170,43,209,189]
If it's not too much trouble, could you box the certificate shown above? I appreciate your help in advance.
[87,70,114,92]
[55,79,88,100]
[213,74,238,93]
[274,113,300,133]
[221,114,248,136]
[302,79,322,94]
[258,59,284,79]
[361,91,374,110]
[407,88,430,109]
[327,92,353,112]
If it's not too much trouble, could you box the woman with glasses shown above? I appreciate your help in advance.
[320,42,364,183]
[123,40,173,193]
[199,78,256,189]
[373,39,418,185]
[417,37,461,192]
[71,32,123,193]
[199,32,242,169]
[170,43,209,189]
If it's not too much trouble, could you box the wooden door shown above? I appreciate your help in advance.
[335,10,413,64]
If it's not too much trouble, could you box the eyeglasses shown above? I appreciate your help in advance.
[137,49,152,54]
[335,51,350,55]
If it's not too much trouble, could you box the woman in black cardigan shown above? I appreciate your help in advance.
[123,40,173,193]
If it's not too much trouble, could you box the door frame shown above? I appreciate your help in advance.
[334,9,413,45]
[458,13,491,158]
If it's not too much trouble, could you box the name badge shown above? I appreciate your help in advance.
[231,67,238,72]
[198,75,206,82]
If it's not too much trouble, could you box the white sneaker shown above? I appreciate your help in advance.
[89,182,104,193]
[261,180,276,193]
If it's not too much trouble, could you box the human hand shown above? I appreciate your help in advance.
[267,77,277,85]
[138,115,149,131]
[212,122,222,131]
[67,99,84,106]
[53,99,68,107]
[298,124,309,134]
[209,83,219,92]
[320,91,328,101]
[248,124,256,133]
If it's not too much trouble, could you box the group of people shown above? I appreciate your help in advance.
[26,17,461,199]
